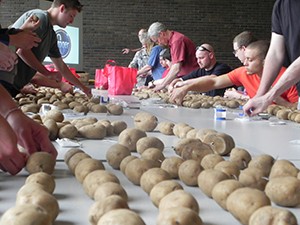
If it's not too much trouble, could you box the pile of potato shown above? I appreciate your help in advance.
[132,88,246,109]
[64,148,146,225]
[104,110,300,225]
[15,87,124,115]
[0,157,58,225]
[35,109,128,140]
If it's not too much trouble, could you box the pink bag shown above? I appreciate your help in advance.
[94,68,108,90]
[106,60,137,95]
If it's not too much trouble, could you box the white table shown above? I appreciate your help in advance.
[1,95,299,225]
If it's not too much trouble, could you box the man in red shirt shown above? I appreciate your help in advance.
[169,40,298,108]
[148,22,198,91]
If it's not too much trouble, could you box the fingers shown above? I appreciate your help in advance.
[0,153,25,175]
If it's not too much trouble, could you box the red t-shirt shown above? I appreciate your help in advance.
[227,67,298,103]
[168,31,198,77]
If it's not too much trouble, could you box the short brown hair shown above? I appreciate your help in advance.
[52,0,83,12]
[233,31,257,48]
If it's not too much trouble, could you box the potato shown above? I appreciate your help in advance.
[185,128,198,138]
[174,138,213,159]
[106,144,131,169]
[134,112,158,132]
[89,196,129,225]
[90,104,107,113]
[21,103,41,113]
[111,120,127,135]
[107,103,124,115]
[96,120,114,136]
[67,152,91,174]
[159,190,199,213]
[74,158,105,183]
[0,205,51,225]
[25,172,55,194]
[120,155,138,174]
[249,206,298,225]
[200,154,224,170]
[44,109,64,122]
[64,148,84,164]
[229,147,251,169]
[172,122,191,138]
[203,132,235,156]
[197,169,230,197]
[149,180,183,207]
[78,124,106,139]
[226,187,271,225]
[136,136,164,154]
[73,104,89,114]
[161,156,184,179]
[58,124,78,139]
[94,182,128,202]
[269,159,299,179]
[16,189,59,222]
[157,207,203,225]
[83,170,119,199]
[97,209,146,225]
[214,160,240,178]
[118,128,147,151]
[211,179,244,210]
[141,148,165,164]
[196,128,218,141]
[248,154,274,177]
[140,168,171,194]
[124,158,158,185]
[157,121,174,135]
[26,152,56,175]
[265,176,300,207]
[43,119,58,141]
[238,167,268,191]
[178,159,202,186]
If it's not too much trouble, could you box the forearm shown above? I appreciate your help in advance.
[0,85,20,118]
[161,63,181,86]
[256,33,285,96]
[17,49,50,75]
[137,65,151,76]
[273,96,297,108]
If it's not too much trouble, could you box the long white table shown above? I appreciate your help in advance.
[1,95,299,225]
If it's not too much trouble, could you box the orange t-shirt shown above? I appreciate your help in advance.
[227,67,298,103]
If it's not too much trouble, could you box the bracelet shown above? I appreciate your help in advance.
[4,107,21,120]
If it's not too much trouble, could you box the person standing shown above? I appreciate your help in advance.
[147,22,198,91]
[0,0,90,97]
[244,0,300,116]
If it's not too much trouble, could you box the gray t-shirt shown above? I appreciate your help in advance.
[0,9,61,90]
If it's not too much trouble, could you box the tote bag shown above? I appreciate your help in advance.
[106,60,137,95]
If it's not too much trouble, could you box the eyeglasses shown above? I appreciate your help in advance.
[233,47,241,55]
[196,45,211,52]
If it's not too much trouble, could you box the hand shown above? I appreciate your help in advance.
[0,116,26,175]
[153,83,166,92]
[6,110,57,159]
[60,82,73,93]
[243,95,272,116]
[122,48,130,54]
[9,30,41,49]
[168,78,181,93]
[0,43,18,71]
[20,14,40,31]
[20,83,37,94]
[47,71,62,82]
[169,86,188,105]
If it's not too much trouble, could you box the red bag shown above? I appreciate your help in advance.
[94,68,108,90]
[106,60,137,95]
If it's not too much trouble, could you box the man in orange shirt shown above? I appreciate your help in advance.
[169,40,298,107]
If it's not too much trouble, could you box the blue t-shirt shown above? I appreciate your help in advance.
[148,45,165,80]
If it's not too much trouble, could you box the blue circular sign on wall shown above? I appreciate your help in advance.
[56,29,71,59]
